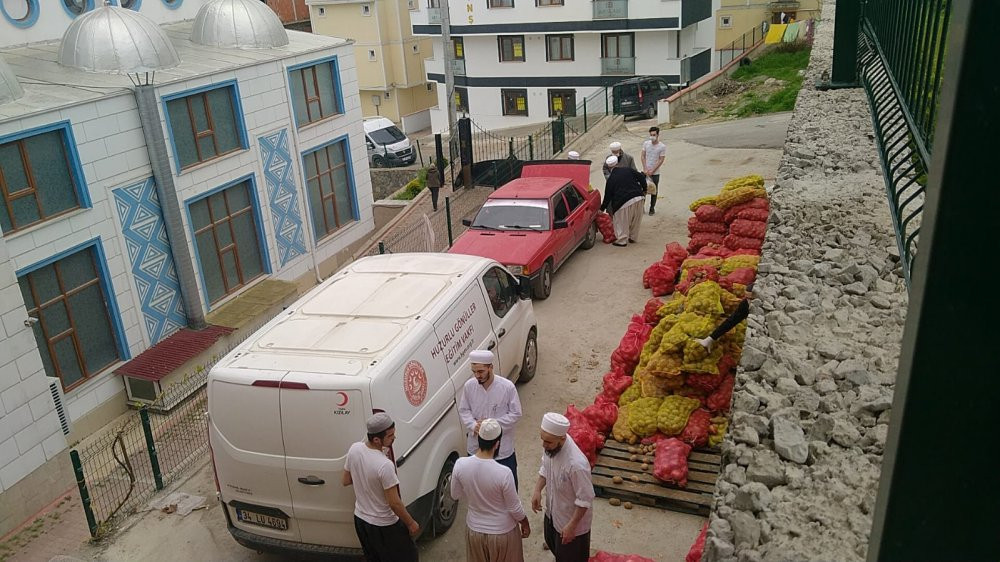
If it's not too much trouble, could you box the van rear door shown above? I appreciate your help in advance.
[208,368,300,542]
[280,373,370,548]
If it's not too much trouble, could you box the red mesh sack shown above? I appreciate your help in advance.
[688,232,726,253]
[596,212,616,244]
[694,204,724,223]
[687,217,728,234]
[722,267,757,287]
[685,372,723,394]
[723,234,764,251]
[676,266,720,294]
[653,437,691,486]
[610,316,653,373]
[595,389,618,406]
[685,523,709,562]
[717,354,738,376]
[693,245,733,258]
[730,207,770,222]
[679,408,712,448]
[643,297,664,324]
[583,401,619,434]
[643,263,677,297]
[707,375,735,413]
[590,552,656,562]
[603,367,633,398]
[723,198,769,222]
[662,242,689,270]
[566,405,601,467]
[730,219,767,239]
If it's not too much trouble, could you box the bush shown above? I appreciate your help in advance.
[392,178,424,201]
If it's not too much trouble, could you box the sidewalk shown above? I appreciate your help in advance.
[0,486,90,562]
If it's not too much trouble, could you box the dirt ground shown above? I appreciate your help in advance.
[672,77,790,127]
[74,114,787,562]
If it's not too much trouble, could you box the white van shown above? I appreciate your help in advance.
[208,253,537,557]
[364,117,417,168]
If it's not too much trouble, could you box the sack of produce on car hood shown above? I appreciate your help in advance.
[653,437,692,487]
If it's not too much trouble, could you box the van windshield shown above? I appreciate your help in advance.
[369,125,407,145]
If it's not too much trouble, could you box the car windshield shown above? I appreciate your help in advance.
[472,199,549,231]
[369,126,407,145]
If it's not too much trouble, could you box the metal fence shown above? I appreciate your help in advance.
[719,22,768,68]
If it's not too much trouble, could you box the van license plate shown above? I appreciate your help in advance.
[236,509,288,530]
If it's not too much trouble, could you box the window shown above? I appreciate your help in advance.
[454,87,469,113]
[303,140,357,240]
[551,193,570,222]
[289,60,343,127]
[19,244,121,391]
[488,0,513,7]
[165,85,244,170]
[408,0,417,9]
[546,34,573,61]
[482,267,518,318]
[602,33,634,58]
[427,0,440,6]
[427,83,435,92]
[719,15,732,28]
[562,184,584,212]
[362,4,371,15]
[61,0,90,17]
[368,49,377,61]
[501,89,528,116]
[318,6,326,16]
[454,37,465,59]
[536,0,562,5]
[0,125,84,234]
[412,44,420,54]
[548,89,576,117]
[498,35,525,62]
[189,180,265,304]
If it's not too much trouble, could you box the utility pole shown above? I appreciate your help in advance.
[441,0,457,137]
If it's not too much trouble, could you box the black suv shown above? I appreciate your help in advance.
[612,77,676,119]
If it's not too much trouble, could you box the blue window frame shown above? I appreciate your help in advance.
[61,0,95,18]
[16,238,130,391]
[301,136,359,241]
[185,175,271,306]
[162,81,248,172]
[0,121,90,235]
[287,56,345,127]
[0,0,39,28]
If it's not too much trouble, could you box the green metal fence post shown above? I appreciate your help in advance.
[528,136,534,160]
[378,241,386,254]
[139,407,164,491]
[605,87,610,116]
[830,0,861,86]
[445,196,454,246]
[508,138,515,159]
[70,450,99,538]
[583,98,588,132]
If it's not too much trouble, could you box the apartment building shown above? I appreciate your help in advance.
[409,0,719,130]
[264,0,312,26]
[309,0,438,132]
[0,0,373,534]
[715,0,821,48]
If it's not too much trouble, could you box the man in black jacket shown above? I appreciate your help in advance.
[601,155,647,247]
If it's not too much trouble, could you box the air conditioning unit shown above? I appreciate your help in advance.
[47,377,72,436]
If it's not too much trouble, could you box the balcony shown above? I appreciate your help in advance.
[592,0,627,19]
[769,0,800,10]
[450,58,466,76]
[427,7,442,24]
[601,57,635,75]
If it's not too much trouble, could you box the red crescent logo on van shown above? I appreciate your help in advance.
[336,392,349,407]
[403,361,428,406]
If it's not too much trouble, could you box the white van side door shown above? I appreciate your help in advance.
[478,266,530,380]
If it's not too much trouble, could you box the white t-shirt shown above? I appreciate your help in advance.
[458,376,522,459]
[344,441,400,526]
[538,435,595,537]
[451,455,526,534]
[642,140,667,173]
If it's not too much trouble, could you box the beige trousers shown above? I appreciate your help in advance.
[612,196,645,244]
[465,526,525,562]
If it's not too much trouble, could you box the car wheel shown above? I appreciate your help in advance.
[372,155,386,168]
[581,221,597,250]
[532,260,553,300]
[517,328,538,383]
[646,104,656,119]
[430,456,458,537]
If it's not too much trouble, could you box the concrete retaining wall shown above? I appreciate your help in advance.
[370,168,421,201]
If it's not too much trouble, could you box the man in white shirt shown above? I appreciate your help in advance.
[451,418,530,562]
[343,412,420,562]
[531,412,595,562]
[641,126,667,215]
[459,349,523,489]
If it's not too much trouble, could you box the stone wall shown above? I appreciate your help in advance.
[370,169,422,201]
[704,2,910,560]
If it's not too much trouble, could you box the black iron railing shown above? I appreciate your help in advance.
[719,22,768,68]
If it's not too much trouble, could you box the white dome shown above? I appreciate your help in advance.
[0,56,24,105]
[191,0,289,49]
[58,5,180,74]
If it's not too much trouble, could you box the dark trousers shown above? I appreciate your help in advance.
[543,515,590,562]
[648,174,660,211]
[429,187,440,210]
[354,515,418,562]
[496,451,519,491]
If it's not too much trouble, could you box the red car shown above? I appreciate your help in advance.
[450,161,600,299]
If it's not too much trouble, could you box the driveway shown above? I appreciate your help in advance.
[80,115,786,562]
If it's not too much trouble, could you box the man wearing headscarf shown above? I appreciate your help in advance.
[601,155,647,247]
[343,413,419,562]
[459,349,524,489]
[452,419,530,562]
[531,413,595,562]
[602,141,637,179]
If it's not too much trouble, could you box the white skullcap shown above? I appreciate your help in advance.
[469,349,494,365]
[609,141,622,151]
[541,412,570,437]
[366,412,394,434]
[479,418,502,441]
[567,151,581,160]
[605,155,619,167]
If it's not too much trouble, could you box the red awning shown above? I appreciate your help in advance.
[116,325,234,382]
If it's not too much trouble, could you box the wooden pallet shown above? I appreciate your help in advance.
[591,439,721,516]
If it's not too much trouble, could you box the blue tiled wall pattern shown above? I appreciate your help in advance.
[113,178,187,344]
[259,129,306,266]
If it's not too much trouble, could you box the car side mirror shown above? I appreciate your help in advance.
[553,219,569,230]
[461,218,472,227]
[517,276,532,300]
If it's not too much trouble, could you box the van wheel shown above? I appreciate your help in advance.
[646,105,656,119]
[517,328,538,383]
[373,155,386,168]
[581,222,597,250]
[431,457,458,537]
[532,261,553,300]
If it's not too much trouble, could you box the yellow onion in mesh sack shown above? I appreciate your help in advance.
[627,397,663,437]
[638,370,685,398]
[685,282,726,317]
[723,175,764,191]
[689,196,718,212]
[657,395,702,436]
[720,255,761,275]
[618,382,642,406]
[612,404,639,444]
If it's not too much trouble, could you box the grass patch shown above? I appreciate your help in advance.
[729,43,812,117]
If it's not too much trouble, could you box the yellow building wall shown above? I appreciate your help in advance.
[715,0,822,49]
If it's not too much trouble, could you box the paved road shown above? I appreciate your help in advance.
[625,112,792,150]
